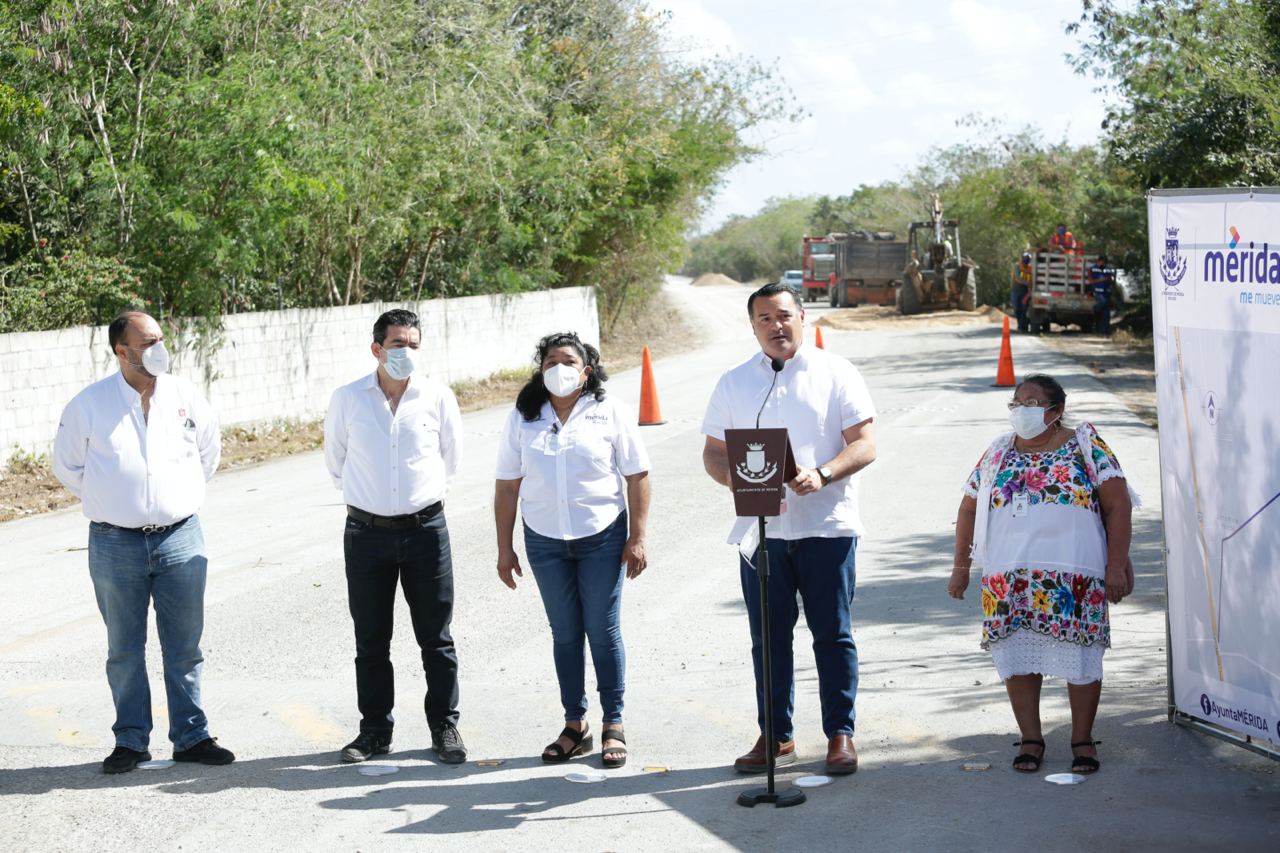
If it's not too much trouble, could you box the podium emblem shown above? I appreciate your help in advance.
[736,442,778,483]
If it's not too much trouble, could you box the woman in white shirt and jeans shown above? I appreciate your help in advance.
[494,332,651,770]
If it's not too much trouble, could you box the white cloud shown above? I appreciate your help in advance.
[782,46,876,110]
[654,0,743,58]
[949,0,1048,53]
[667,0,1107,232]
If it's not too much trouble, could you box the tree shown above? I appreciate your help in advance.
[682,197,814,283]
[0,0,792,333]
[1071,0,1280,188]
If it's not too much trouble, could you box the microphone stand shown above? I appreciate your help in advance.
[738,356,805,808]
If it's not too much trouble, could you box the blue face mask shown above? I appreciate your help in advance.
[1010,406,1056,440]
[382,346,417,380]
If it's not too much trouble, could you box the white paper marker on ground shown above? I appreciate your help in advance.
[795,775,833,788]
[1044,773,1087,785]
[356,765,399,777]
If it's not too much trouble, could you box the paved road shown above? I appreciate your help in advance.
[2,283,1276,851]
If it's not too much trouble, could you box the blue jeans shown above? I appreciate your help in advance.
[87,515,210,751]
[1094,294,1112,335]
[523,513,627,723]
[739,535,858,740]
[1012,283,1030,333]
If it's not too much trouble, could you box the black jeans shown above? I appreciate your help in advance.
[343,509,459,735]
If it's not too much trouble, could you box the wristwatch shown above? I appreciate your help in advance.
[818,466,833,486]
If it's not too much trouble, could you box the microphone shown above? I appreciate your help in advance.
[756,357,785,428]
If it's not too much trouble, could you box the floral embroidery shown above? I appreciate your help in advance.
[979,568,1110,649]
[965,429,1123,513]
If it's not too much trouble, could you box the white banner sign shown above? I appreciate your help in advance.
[1149,188,1280,747]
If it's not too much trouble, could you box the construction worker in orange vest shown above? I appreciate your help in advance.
[1048,223,1079,254]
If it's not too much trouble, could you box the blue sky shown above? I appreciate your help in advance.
[655,0,1112,232]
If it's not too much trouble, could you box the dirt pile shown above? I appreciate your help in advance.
[814,305,1005,330]
[690,272,742,287]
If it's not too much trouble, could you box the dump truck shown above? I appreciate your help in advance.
[800,236,836,302]
[898,193,977,314]
[801,231,908,306]
[1026,251,1103,333]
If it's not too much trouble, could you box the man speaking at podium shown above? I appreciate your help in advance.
[701,282,877,776]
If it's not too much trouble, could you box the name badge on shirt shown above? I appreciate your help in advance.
[544,424,561,455]
[1012,491,1029,518]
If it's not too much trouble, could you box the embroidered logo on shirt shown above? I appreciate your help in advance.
[585,414,609,424]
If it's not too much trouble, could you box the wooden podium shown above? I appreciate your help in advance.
[725,428,805,808]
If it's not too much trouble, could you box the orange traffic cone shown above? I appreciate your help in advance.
[638,346,666,426]
[814,325,826,349]
[994,316,1016,387]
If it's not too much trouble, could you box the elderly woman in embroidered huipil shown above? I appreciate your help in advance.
[949,374,1135,775]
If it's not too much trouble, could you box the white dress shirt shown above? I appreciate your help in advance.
[324,371,463,517]
[52,372,221,527]
[701,344,876,542]
[496,394,649,540]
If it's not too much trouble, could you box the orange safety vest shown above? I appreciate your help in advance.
[1049,231,1079,254]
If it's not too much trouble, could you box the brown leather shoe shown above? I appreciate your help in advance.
[825,734,858,775]
[734,735,797,774]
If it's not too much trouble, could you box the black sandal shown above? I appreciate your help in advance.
[1012,738,1045,773]
[542,725,592,764]
[601,728,627,770]
[1071,739,1101,774]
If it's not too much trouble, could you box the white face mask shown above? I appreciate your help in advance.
[125,341,170,377]
[1009,405,1055,440]
[382,346,417,381]
[543,363,583,397]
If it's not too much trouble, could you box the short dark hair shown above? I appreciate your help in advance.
[515,331,608,421]
[1017,373,1066,412]
[747,282,802,316]
[107,311,145,357]
[373,309,420,345]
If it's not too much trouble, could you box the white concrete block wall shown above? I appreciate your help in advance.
[0,287,598,464]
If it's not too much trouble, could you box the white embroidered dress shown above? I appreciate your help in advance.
[964,423,1131,684]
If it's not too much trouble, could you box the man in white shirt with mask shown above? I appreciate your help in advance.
[701,282,877,777]
[324,308,467,765]
[53,311,233,774]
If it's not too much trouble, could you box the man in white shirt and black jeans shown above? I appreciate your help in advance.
[324,308,467,765]
[53,311,234,774]
[701,282,877,777]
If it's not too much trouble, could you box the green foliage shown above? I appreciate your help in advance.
[5,448,49,475]
[678,1,1280,324]
[0,249,146,332]
[682,197,815,282]
[684,120,1142,311]
[0,0,789,333]
[808,185,919,236]
[1071,0,1280,188]
[905,123,1123,308]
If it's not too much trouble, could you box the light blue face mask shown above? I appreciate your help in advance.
[382,346,417,381]
[1010,405,1055,440]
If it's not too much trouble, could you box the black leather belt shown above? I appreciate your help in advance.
[100,516,191,534]
[347,503,443,530]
